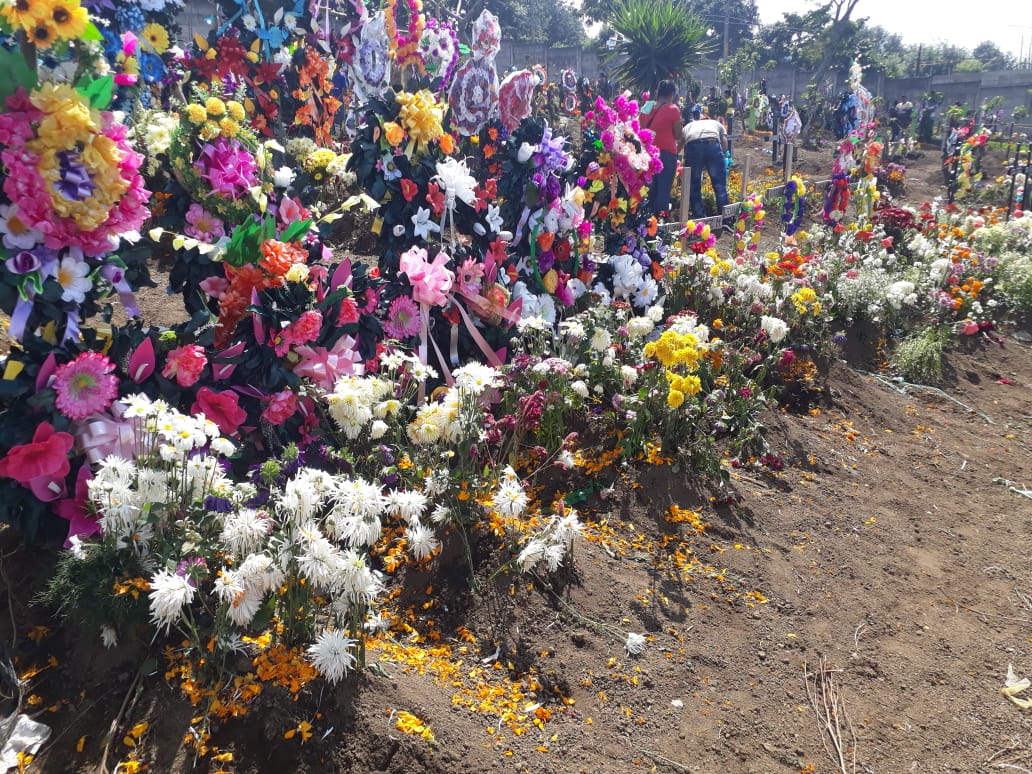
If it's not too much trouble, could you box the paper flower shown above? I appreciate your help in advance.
[0,422,74,502]
[52,351,119,420]
[399,245,453,307]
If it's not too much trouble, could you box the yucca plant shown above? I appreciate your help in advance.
[603,0,714,96]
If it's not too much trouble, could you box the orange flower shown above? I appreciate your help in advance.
[259,239,306,277]
[438,133,454,154]
[536,231,554,252]
[384,121,405,147]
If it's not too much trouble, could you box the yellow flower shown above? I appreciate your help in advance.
[666,389,685,409]
[680,374,701,396]
[48,0,88,39]
[226,100,246,121]
[31,83,96,143]
[184,103,207,124]
[198,122,220,141]
[1,0,47,32]
[205,97,226,117]
[541,269,558,294]
[28,17,58,47]
[395,89,444,149]
[218,117,240,138]
[141,23,169,54]
[383,121,405,147]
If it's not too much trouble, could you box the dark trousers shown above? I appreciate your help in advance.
[683,141,729,219]
[648,150,679,215]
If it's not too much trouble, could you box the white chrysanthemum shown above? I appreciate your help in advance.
[336,549,384,605]
[555,512,583,547]
[452,362,502,395]
[220,511,268,561]
[589,328,612,352]
[210,437,236,457]
[226,587,263,627]
[760,315,789,344]
[569,380,590,399]
[388,490,428,525]
[516,538,546,571]
[633,279,660,309]
[237,553,285,595]
[329,479,387,545]
[493,480,528,518]
[149,570,196,632]
[430,504,453,524]
[620,365,638,387]
[558,319,586,341]
[625,632,647,656]
[407,402,446,445]
[298,531,344,588]
[307,630,358,684]
[407,523,440,561]
[423,470,449,498]
[626,315,655,339]
[370,420,388,439]
[213,569,246,605]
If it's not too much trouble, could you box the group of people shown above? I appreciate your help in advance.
[640,80,731,225]
[641,80,804,224]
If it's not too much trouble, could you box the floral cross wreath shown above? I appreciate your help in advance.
[385,0,425,70]
[781,176,806,236]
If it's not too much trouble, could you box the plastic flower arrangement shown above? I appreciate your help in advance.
[0,80,151,344]
[166,88,269,223]
[1,0,90,50]
[496,118,590,322]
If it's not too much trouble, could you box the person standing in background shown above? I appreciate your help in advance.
[640,80,683,218]
[682,110,729,223]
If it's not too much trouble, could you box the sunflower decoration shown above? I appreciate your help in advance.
[2,0,90,49]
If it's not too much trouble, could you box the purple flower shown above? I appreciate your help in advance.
[55,150,96,202]
[537,249,555,273]
[6,250,40,275]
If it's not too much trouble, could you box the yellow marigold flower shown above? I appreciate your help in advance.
[383,121,405,147]
[205,97,226,117]
[680,374,702,396]
[218,117,240,138]
[541,268,558,294]
[141,22,169,54]
[226,100,246,121]
[184,103,207,124]
[666,389,685,409]
[198,122,220,141]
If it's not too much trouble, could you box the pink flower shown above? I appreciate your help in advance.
[272,310,323,357]
[0,422,74,502]
[261,390,298,424]
[455,257,485,298]
[52,352,119,420]
[191,387,247,436]
[53,465,97,546]
[276,197,311,228]
[337,296,359,325]
[162,344,207,387]
[194,137,259,200]
[961,320,980,335]
[399,246,453,307]
[200,276,229,298]
[384,295,420,339]
[293,336,364,391]
[183,203,225,242]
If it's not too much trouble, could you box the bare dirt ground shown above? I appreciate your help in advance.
[3,132,1032,774]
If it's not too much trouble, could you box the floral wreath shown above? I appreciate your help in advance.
[417,16,459,89]
[731,192,766,257]
[780,176,806,236]
[384,0,425,70]
[561,69,577,92]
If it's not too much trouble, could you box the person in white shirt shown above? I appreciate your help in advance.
[681,115,729,220]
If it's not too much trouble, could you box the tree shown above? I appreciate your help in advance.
[437,0,586,46]
[801,0,862,144]
[972,41,1014,71]
[683,0,759,58]
[602,0,714,95]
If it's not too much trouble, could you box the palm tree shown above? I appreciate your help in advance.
[603,0,714,96]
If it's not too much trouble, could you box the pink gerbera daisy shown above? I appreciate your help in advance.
[52,352,119,420]
[384,295,420,340]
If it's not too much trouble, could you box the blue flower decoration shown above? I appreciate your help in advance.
[139,51,166,84]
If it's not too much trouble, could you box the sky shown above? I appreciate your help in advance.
[756,0,1032,60]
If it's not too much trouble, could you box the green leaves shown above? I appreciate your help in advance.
[76,74,114,110]
[0,47,38,108]
[603,0,714,95]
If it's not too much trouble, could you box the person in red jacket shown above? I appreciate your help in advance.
[640,80,683,218]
